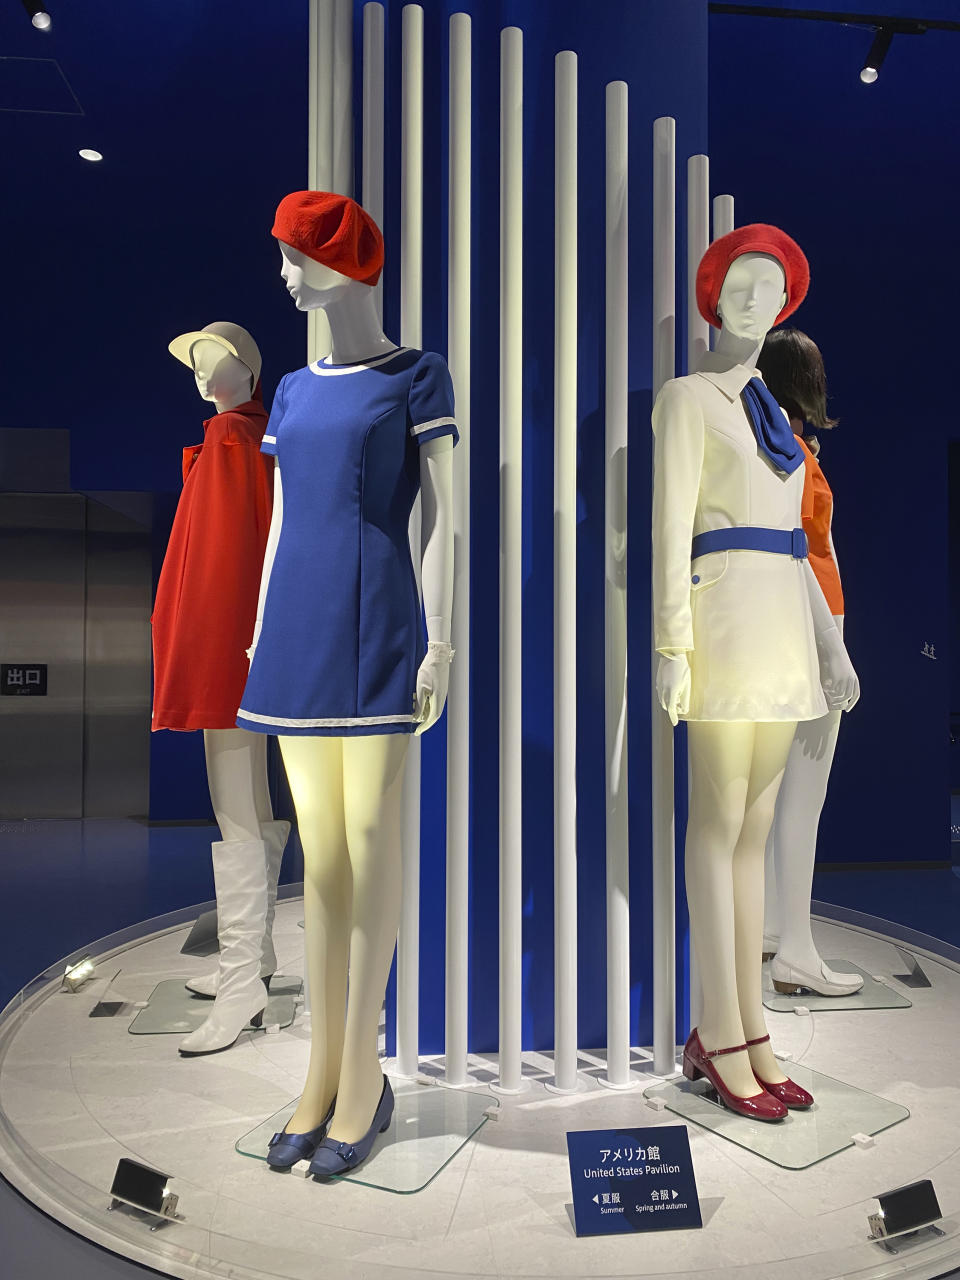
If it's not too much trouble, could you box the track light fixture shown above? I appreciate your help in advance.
[861,25,894,83]
[709,7,959,83]
[21,0,52,30]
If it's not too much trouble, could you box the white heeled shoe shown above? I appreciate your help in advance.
[762,934,780,962]
[186,820,291,998]
[770,954,864,998]
[179,839,270,1056]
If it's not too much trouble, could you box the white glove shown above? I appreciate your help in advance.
[656,653,691,727]
[414,641,455,735]
[817,626,860,711]
[245,618,263,664]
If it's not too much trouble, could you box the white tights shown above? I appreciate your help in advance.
[686,720,796,1097]
[278,733,408,1143]
[203,727,273,841]
[763,708,842,968]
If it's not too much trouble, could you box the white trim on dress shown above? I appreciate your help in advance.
[262,433,277,445]
[237,708,416,728]
[308,348,408,376]
[410,416,457,436]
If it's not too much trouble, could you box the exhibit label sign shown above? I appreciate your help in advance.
[566,1125,702,1236]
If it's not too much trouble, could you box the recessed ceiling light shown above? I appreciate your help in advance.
[79,149,103,162]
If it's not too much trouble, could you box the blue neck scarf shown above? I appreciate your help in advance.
[742,377,804,476]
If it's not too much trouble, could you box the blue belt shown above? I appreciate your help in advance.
[691,526,808,560]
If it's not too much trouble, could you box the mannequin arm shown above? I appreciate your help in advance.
[651,380,704,724]
[803,559,859,711]
[248,461,283,659]
[415,436,454,734]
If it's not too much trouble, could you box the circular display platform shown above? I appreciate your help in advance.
[1,901,959,1280]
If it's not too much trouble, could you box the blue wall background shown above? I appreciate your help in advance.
[709,1,960,870]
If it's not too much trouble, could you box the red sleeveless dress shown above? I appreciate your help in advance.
[152,399,273,730]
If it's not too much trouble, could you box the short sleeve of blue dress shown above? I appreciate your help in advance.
[237,347,458,736]
[259,376,286,457]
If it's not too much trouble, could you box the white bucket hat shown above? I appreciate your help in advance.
[168,321,262,391]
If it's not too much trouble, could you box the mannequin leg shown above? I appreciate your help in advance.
[250,731,275,825]
[731,721,798,1085]
[278,735,351,1135]
[686,721,795,1097]
[762,825,780,952]
[204,727,265,841]
[772,709,842,972]
[179,729,272,1054]
[326,733,408,1144]
[685,722,759,1099]
[186,730,282,1000]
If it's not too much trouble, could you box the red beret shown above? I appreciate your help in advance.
[272,191,384,287]
[696,223,809,329]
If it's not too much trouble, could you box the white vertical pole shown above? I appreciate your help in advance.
[603,80,632,1090]
[332,0,354,196]
[685,153,710,1036]
[686,155,710,373]
[308,0,335,364]
[397,1,424,1079]
[497,25,524,1094]
[362,2,385,321]
[713,193,735,240]
[445,10,472,1088]
[651,116,676,1078]
[552,49,579,1095]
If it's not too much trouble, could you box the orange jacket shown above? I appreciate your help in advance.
[798,435,844,616]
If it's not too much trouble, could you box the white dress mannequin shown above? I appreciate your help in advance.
[654,252,859,1110]
[171,338,291,1055]
[762,421,862,996]
[253,243,454,1154]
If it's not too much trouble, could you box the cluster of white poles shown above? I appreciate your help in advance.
[311,1,735,1087]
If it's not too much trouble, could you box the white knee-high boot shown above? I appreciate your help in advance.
[258,819,291,977]
[186,820,291,998]
[179,840,270,1056]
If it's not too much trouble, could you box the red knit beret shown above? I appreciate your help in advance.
[696,223,809,329]
[272,191,384,287]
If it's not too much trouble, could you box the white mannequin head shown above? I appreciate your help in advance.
[191,338,254,413]
[276,239,395,366]
[279,242,358,311]
[716,253,787,344]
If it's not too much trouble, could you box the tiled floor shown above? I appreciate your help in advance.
[1,904,959,1280]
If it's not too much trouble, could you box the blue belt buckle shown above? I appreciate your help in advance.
[791,527,808,559]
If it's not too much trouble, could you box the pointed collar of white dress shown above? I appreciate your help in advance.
[693,351,767,402]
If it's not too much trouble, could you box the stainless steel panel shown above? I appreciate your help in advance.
[81,498,151,817]
[0,494,86,818]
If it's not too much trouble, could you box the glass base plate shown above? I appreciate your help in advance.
[763,960,912,1013]
[236,1076,495,1193]
[127,976,301,1035]
[644,1063,909,1169]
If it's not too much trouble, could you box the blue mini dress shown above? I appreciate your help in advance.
[237,347,458,736]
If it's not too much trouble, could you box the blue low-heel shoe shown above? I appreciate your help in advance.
[308,1077,394,1178]
[266,1096,336,1171]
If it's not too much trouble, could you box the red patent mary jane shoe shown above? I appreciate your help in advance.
[746,1033,814,1109]
[682,1028,788,1122]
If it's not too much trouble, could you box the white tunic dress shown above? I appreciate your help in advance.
[651,355,827,723]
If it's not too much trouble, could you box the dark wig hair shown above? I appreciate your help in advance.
[757,327,838,430]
